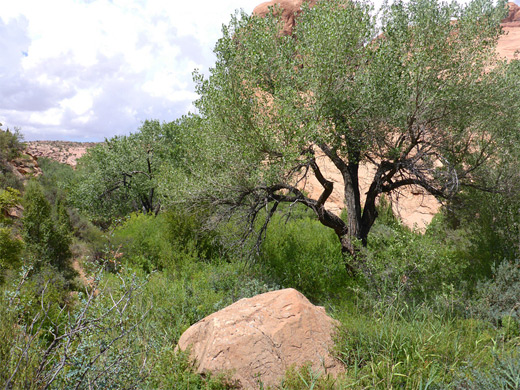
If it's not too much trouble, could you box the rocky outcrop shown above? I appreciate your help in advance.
[25,141,97,167]
[253,0,317,35]
[177,288,342,389]
[502,2,520,24]
[498,3,520,59]
[9,152,41,179]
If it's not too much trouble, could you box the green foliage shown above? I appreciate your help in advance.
[0,127,24,163]
[470,260,520,325]
[112,208,223,273]
[452,352,520,390]
[0,187,21,223]
[355,199,480,303]
[0,188,24,282]
[147,347,240,389]
[38,157,75,205]
[0,266,149,389]
[72,119,193,224]
[449,173,520,275]
[182,0,520,260]
[280,363,338,390]
[0,168,23,191]
[0,127,24,191]
[22,181,73,276]
[331,299,518,389]
[2,2,520,388]
[0,227,23,282]
[259,210,348,302]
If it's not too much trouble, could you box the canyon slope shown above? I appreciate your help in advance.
[25,141,97,168]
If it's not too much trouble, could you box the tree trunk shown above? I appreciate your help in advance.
[339,161,380,269]
[339,162,365,261]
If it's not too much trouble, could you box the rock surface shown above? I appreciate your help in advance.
[25,141,97,167]
[499,3,520,60]
[177,288,342,389]
[503,2,520,24]
[253,0,317,35]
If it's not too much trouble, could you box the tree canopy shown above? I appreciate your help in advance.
[182,0,520,266]
[72,119,188,223]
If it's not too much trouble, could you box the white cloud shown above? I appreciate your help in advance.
[0,0,259,141]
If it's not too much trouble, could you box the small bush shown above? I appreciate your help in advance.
[361,211,472,303]
[452,352,520,390]
[0,227,24,282]
[470,260,520,325]
[22,181,73,278]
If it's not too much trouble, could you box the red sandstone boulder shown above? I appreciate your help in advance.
[177,288,343,389]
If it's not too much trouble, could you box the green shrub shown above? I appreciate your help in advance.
[470,260,520,325]
[0,127,24,162]
[146,347,240,389]
[361,211,472,303]
[0,169,23,191]
[22,181,73,277]
[0,266,152,389]
[0,226,24,282]
[451,352,520,390]
[112,209,223,274]
[259,212,348,302]
[0,128,24,191]
[0,187,21,223]
[37,157,75,203]
[0,188,23,282]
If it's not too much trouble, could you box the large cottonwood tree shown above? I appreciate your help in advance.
[189,0,520,266]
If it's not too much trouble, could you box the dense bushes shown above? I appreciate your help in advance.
[361,213,473,303]
[0,188,23,281]
[22,181,73,277]
[470,260,520,326]
[3,114,520,387]
[111,208,224,274]
[259,210,348,302]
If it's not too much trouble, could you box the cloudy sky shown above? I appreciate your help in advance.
[1,0,517,141]
[0,0,262,141]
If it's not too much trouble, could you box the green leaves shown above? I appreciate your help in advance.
[72,120,181,222]
[182,0,520,256]
[22,181,72,273]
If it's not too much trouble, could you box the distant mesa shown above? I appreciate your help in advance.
[25,141,98,168]
[499,3,520,59]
